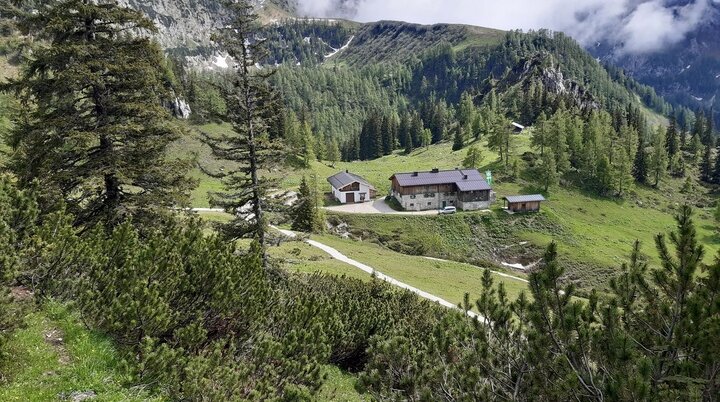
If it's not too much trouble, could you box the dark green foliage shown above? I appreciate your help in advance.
[4,0,194,229]
[451,125,464,151]
[263,19,355,66]
[0,175,39,373]
[203,1,284,266]
[359,206,720,400]
[291,176,323,233]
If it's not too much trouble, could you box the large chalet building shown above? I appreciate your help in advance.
[389,168,495,211]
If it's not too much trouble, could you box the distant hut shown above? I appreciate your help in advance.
[511,122,525,133]
[503,194,545,213]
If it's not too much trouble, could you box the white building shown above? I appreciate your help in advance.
[327,171,377,204]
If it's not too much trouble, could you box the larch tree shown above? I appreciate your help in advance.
[5,0,194,229]
[204,0,283,267]
[462,146,484,169]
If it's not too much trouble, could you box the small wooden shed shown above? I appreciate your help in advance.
[503,194,545,213]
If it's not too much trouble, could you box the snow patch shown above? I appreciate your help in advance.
[324,35,355,59]
[213,55,229,69]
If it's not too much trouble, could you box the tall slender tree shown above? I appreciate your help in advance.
[5,0,194,229]
[204,1,282,267]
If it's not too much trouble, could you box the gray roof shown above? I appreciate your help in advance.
[511,122,525,130]
[503,194,546,203]
[391,169,492,191]
[327,171,375,190]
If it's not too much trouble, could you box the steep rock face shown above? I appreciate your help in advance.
[116,0,295,57]
[500,53,600,112]
[116,0,227,56]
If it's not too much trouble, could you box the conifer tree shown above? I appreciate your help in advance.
[596,155,613,195]
[291,176,323,233]
[326,138,340,167]
[5,0,194,229]
[633,130,648,184]
[538,149,558,191]
[649,126,669,187]
[204,1,283,267]
[452,126,465,151]
[420,128,432,149]
[531,112,548,156]
[666,116,679,158]
[700,141,714,183]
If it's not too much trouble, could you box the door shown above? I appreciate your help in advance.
[346,193,355,203]
[442,200,447,208]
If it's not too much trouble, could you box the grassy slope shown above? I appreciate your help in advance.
[0,301,162,401]
[182,123,719,290]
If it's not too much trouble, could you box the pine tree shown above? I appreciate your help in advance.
[457,91,475,128]
[203,1,283,267]
[596,155,613,195]
[5,0,194,229]
[452,125,465,151]
[462,146,484,169]
[649,126,669,187]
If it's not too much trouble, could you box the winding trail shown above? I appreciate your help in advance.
[271,226,484,321]
[424,256,530,284]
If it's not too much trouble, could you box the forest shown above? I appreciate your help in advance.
[0,0,719,401]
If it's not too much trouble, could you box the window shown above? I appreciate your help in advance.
[410,195,416,199]
[360,193,366,201]
[424,193,435,198]
[410,203,414,207]
[449,200,454,204]
[428,202,432,206]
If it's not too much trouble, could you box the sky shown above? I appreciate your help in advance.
[296,0,720,54]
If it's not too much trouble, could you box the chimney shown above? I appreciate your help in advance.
[463,175,468,180]
[431,168,439,173]
[412,172,418,177]
[345,169,349,173]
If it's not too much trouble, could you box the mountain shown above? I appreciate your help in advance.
[591,2,720,125]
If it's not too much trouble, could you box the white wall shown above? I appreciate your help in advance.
[331,183,373,204]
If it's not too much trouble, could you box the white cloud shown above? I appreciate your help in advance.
[296,0,718,54]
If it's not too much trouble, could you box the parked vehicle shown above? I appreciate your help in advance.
[438,206,457,215]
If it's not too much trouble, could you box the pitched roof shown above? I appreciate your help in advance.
[391,169,492,191]
[511,122,525,130]
[327,171,375,190]
[503,194,546,203]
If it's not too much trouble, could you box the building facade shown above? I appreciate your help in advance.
[390,168,495,211]
[328,171,376,204]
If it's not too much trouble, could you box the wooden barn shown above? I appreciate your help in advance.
[503,194,545,213]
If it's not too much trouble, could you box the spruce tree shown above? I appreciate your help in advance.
[326,138,340,167]
[633,130,648,184]
[700,138,715,183]
[291,176,323,233]
[649,126,669,187]
[204,1,283,267]
[452,125,465,151]
[666,116,679,158]
[6,0,194,229]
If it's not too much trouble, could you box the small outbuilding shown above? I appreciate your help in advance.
[328,170,376,204]
[511,122,525,133]
[503,194,545,213]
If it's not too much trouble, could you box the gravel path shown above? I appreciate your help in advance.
[271,226,485,321]
[324,199,439,215]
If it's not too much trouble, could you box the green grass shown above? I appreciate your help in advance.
[178,123,720,290]
[309,234,529,305]
[0,301,163,401]
[317,366,366,401]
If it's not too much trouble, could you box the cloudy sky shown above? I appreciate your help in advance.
[297,0,719,54]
